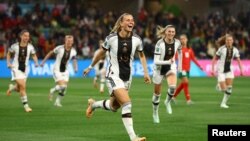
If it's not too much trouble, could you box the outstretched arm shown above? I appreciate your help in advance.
[138,51,151,84]
[40,50,54,67]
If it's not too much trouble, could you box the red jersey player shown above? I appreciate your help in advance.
[173,34,203,104]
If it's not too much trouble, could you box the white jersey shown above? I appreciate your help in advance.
[9,42,36,72]
[215,45,240,73]
[153,38,182,75]
[103,32,143,81]
[53,45,77,72]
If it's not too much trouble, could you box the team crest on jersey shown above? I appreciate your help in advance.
[122,46,128,53]
[156,48,159,52]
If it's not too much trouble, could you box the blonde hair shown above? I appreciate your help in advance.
[156,25,175,39]
[216,33,233,47]
[110,13,132,33]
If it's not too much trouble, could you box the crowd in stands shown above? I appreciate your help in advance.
[0,2,250,59]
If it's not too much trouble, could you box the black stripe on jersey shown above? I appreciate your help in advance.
[224,47,233,73]
[160,40,175,75]
[60,48,71,72]
[117,34,132,81]
[107,77,116,88]
[18,45,27,72]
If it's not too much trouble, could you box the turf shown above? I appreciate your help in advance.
[0,77,249,141]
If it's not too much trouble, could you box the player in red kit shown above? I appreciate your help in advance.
[172,34,203,104]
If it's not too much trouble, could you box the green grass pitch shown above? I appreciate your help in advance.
[0,77,249,141]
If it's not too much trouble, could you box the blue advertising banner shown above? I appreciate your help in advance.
[0,59,206,78]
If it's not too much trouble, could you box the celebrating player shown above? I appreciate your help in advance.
[211,34,243,108]
[151,25,182,123]
[83,13,151,141]
[6,29,39,112]
[40,35,78,107]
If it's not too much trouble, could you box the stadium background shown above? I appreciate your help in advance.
[0,0,250,77]
[0,1,249,141]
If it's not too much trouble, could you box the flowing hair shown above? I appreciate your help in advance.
[156,25,175,39]
[110,13,132,34]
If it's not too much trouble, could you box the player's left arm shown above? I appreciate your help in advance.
[236,57,243,76]
[138,51,151,84]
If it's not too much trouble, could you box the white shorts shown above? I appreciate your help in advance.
[11,69,27,81]
[217,71,234,82]
[53,70,69,82]
[106,76,131,95]
[152,69,176,84]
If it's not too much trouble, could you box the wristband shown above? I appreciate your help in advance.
[88,65,93,69]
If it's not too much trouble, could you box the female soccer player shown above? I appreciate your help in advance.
[172,34,203,104]
[83,13,151,141]
[6,29,39,112]
[40,35,78,107]
[211,34,243,108]
[151,25,182,123]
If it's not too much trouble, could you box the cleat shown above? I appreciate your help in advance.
[220,104,229,108]
[187,100,194,105]
[165,100,172,114]
[54,102,62,107]
[48,89,53,101]
[24,106,32,112]
[6,84,14,96]
[86,98,95,118]
[133,137,146,141]
[153,111,160,123]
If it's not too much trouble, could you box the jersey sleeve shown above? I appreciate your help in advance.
[136,38,143,52]
[103,37,110,50]
[216,47,222,57]
[234,47,240,58]
[30,44,36,54]
[8,44,16,53]
[53,46,60,54]
[154,41,161,55]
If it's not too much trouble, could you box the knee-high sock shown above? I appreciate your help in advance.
[121,102,136,141]
[20,95,29,108]
[166,85,176,103]
[152,93,160,112]
[92,99,111,111]
[183,82,191,101]
[221,86,232,105]
[174,83,184,98]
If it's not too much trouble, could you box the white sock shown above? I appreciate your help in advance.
[152,93,160,112]
[92,100,111,110]
[21,95,29,107]
[221,94,230,105]
[121,103,136,141]
[51,85,61,93]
